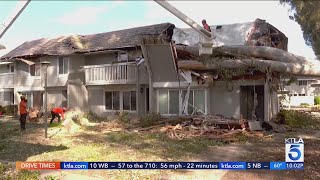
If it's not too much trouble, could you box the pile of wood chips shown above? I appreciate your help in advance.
[135,115,258,141]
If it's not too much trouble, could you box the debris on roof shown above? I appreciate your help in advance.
[1,23,175,60]
[173,18,288,51]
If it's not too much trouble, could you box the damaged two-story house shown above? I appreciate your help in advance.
[1,19,318,124]
[0,23,175,117]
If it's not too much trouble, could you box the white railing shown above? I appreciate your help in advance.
[83,62,137,85]
[0,73,14,88]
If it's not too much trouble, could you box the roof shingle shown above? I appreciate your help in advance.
[1,22,174,60]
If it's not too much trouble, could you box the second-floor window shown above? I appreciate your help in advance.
[30,61,40,77]
[59,57,69,75]
[7,64,14,73]
[298,80,308,86]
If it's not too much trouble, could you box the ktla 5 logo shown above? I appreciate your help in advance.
[285,138,304,162]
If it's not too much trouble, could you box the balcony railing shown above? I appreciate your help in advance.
[83,62,137,85]
[0,73,14,88]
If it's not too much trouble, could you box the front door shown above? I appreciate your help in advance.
[240,85,264,121]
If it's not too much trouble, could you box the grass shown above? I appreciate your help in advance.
[105,132,226,160]
[0,162,40,180]
[1,111,319,179]
[49,122,63,128]
[44,175,60,180]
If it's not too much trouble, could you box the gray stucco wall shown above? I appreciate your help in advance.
[85,53,116,66]
[144,44,178,83]
[41,56,68,87]
[210,84,240,119]
[47,87,68,107]
[15,61,30,87]
[0,65,9,74]
[68,55,88,111]
[209,79,265,119]
[0,90,13,106]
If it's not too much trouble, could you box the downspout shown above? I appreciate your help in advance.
[135,62,140,118]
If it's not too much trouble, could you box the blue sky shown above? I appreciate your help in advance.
[0,1,316,59]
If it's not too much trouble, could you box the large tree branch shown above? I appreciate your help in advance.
[178,59,320,77]
[175,45,317,64]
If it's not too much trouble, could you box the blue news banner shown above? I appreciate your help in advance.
[60,162,304,170]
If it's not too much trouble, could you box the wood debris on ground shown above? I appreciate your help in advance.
[134,115,271,141]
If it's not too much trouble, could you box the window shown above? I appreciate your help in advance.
[182,89,206,114]
[30,61,40,76]
[21,93,32,108]
[298,80,308,86]
[299,94,306,96]
[105,91,120,110]
[158,89,180,115]
[10,65,14,73]
[59,57,69,75]
[105,91,136,111]
[123,91,136,111]
[7,64,14,73]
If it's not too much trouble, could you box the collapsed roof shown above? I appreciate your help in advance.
[173,18,288,51]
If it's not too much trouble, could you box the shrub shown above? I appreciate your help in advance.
[0,105,18,116]
[118,111,130,124]
[300,103,309,107]
[277,109,320,129]
[314,96,320,105]
[139,113,162,127]
[84,111,105,122]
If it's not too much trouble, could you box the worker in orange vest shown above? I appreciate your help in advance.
[50,107,67,124]
[19,96,28,131]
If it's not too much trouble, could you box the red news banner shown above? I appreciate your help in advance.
[16,162,60,170]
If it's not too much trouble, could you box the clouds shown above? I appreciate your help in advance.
[54,5,108,25]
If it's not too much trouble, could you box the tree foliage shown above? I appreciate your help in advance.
[280,0,320,55]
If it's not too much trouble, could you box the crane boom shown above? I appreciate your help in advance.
[154,0,212,39]
[154,1,213,55]
[0,0,31,40]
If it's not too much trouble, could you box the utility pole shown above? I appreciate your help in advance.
[41,61,50,138]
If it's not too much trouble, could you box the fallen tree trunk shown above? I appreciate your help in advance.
[175,45,318,65]
[178,60,320,77]
[213,46,312,64]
